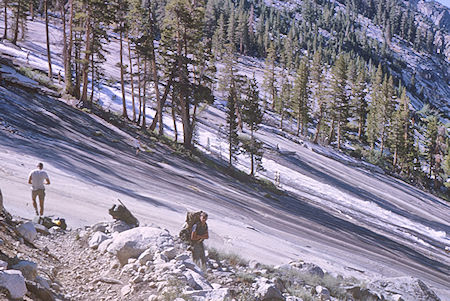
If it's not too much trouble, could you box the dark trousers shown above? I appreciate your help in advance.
[192,240,206,267]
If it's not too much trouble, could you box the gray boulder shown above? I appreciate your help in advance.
[184,270,213,290]
[17,221,37,242]
[34,223,50,235]
[315,285,330,300]
[106,227,173,265]
[108,220,133,233]
[300,263,324,278]
[367,277,441,301]
[88,232,110,249]
[257,283,285,300]
[0,260,8,271]
[12,260,37,281]
[91,222,109,233]
[97,238,113,253]
[0,270,27,299]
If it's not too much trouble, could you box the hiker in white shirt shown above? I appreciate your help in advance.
[28,162,50,216]
[133,136,141,156]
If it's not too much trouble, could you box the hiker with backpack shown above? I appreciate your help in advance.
[191,212,209,268]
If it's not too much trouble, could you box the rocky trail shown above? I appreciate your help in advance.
[0,206,445,301]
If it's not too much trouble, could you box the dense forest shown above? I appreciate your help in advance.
[1,0,449,196]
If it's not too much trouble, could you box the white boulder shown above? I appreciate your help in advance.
[107,227,173,265]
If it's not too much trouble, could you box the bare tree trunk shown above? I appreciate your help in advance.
[60,0,66,73]
[358,118,363,140]
[90,53,95,102]
[127,36,136,122]
[137,53,142,125]
[20,15,25,39]
[314,107,323,144]
[142,59,147,129]
[45,0,53,80]
[149,71,174,131]
[393,144,398,167]
[12,0,21,45]
[65,0,74,95]
[328,118,335,145]
[119,28,128,118]
[171,89,178,142]
[30,1,34,20]
[81,7,91,103]
[250,128,255,176]
[3,0,8,39]
[337,117,342,150]
[74,34,81,99]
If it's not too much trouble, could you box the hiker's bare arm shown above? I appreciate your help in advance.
[191,231,208,241]
[45,178,50,185]
[28,175,32,184]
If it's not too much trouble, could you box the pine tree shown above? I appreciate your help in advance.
[263,42,277,110]
[330,54,348,149]
[351,64,368,141]
[366,64,383,150]
[236,9,249,54]
[227,7,236,46]
[423,114,439,181]
[292,56,310,136]
[311,50,327,144]
[11,0,28,45]
[278,69,292,131]
[226,84,240,167]
[242,76,264,176]
[160,0,213,149]
[212,13,226,59]
[379,74,396,155]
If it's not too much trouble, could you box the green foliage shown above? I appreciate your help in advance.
[160,276,191,301]
[258,177,285,196]
[292,56,310,136]
[329,54,349,148]
[207,247,248,267]
[18,67,57,90]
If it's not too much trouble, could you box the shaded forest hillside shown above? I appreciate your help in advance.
[0,0,449,195]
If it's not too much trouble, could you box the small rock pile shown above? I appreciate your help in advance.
[0,212,443,301]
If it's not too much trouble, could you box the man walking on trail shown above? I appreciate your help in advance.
[191,212,209,268]
[28,163,50,216]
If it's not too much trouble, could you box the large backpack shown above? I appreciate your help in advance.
[179,211,203,243]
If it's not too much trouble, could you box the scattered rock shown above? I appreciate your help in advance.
[257,283,285,300]
[184,288,231,300]
[90,222,109,233]
[17,221,37,242]
[88,232,110,249]
[25,280,55,301]
[0,270,27,299]
[12,260,38,281]
[315,285,330,300]
[0,261,8,271]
